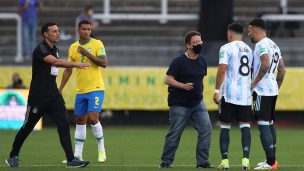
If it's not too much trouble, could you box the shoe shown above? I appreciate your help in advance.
[98,151,106,162]
[67,158,89,168]
[256,160,278,170]
[254,162,277,170]
[272,160,278,170]
[218,159,229,170]
[62,156,83,164]
[242,158,250,170]
[159,162,171,168]
[196,161,214,168]
[5,156,19,168]
[257,160,267,167]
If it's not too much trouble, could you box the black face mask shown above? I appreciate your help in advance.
[192,44,202,54]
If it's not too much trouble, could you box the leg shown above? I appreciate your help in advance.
[87,91,106,162]
[28,20,37,58]
[236,105,252,160]
[89,112,106,162]
[9,105,43,157]
[160,106,190,165]
[190,102,212,166]
[73,93,89,159]
[269,121,276,155]
[219,124,230,160]
[22,20,30,57]
[48,95,74,162]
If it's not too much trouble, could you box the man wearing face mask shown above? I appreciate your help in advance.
[7,73,26,89]
[159,31,213,169]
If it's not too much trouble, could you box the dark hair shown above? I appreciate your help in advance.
[78,20,91,28]
[41,22,57,37]
[184,31,201,44]
[227,22,243,34]
[84,5,93,13]
[249,18,266,30]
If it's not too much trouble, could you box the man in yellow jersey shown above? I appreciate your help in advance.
[59,20,107,162]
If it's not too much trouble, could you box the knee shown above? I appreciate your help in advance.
[87,117,99,125]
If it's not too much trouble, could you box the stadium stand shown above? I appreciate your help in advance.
[0,0,303,66]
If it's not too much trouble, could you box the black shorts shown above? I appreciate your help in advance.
[252,92,277,121]
[218,97,252,123]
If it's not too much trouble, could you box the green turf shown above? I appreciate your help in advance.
[0,126,303,170]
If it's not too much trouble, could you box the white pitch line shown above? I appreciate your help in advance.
[1,164,304,167]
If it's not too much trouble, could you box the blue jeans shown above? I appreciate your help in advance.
[22,20,37,57]
[161,101,212,165]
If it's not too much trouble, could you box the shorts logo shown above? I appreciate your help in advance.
[94,106,98,109]
[32,107,38,114]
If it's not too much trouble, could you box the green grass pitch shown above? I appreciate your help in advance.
[0,126,303,171]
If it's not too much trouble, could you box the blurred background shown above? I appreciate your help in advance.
[0,0,303,129]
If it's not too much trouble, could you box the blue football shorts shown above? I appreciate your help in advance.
[74,90,104,116]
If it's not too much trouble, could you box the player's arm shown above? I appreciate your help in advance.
[276,58,286,89]
[78,46,107,68]
[43,55,90,69]
[213,64,227,104]
[59,68,73,94]
[164,75,193,91]
[251,54,270,89]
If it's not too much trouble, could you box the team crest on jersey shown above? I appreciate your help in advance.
[88,48,92,53]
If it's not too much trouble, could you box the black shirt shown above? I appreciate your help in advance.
[166,54,207,107]
[28,40,60,98]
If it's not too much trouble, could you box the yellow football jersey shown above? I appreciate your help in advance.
[68,38,106,94]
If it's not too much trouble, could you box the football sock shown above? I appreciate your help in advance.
[91,121,105,152]
[240,124,251,159]
[257,121,275,165]
[74,124,86,158]
[220,124,231,159]
[269,122,277,155]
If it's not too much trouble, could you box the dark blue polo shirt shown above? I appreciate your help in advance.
[166,54,207,107]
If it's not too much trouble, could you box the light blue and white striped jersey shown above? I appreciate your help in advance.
[253,37,282,96]
[219,40,253,105]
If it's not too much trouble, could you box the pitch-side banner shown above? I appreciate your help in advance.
[0,89,42,130]
[0,67,302,111]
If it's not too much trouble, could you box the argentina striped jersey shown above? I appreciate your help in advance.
[253,38,282,96]
[219,40,253,105]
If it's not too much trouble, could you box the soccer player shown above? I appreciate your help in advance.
[248,18,286,170]
[159,31,213,169]
[213,22,253,170]
[5,22,90,168]
[59,20,107,162]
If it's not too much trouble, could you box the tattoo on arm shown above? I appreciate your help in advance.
[276,73,285,89]
[253,61,270,85]
[276,59,286,89]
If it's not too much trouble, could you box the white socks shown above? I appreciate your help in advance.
[91,121,105,152]
[74,124,86,158]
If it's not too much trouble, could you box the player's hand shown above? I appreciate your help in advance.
[183,83,194,91]
[77,46,89,56]
[75,62,90,69]
[213,93,220,104]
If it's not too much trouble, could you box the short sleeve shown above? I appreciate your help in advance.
[35,44,51,61]
[166,58,180,77]
[219,46,229,65]
[96,40,107,58]
[256,43,269,57]
[68,46,75,62]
